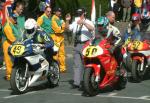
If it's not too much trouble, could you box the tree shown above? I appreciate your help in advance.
[55,0,109,19]
[21,0,109,19]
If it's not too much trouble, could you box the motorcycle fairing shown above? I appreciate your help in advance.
[25,54,45,65]
[24,54,49,86]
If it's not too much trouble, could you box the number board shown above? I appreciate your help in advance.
[82,45,103,57]
[130,40,143,50]
[10,44,25,56]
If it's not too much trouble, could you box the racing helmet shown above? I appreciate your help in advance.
[132,13,140,21]
[24,18,37,37]
[97,16,109,35]
[142,9,149,19]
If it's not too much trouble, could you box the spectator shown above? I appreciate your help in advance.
[65,8,94,89]
[141,0,150,19]
[106,11,116,25]
[109,0,118,10]
[2,13,22,80]
[113,0,121,21]
[141,0,150,32]
[37,6,53,35]
[51,7,66,73]
[134,0,143,14]
[13,1,25,34]
[124,13,141,43]
[121,0,132,22]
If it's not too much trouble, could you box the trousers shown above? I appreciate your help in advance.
[73,43,84,85]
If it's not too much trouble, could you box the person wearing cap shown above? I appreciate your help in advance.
[124,13,141,43]
[37,6,53,35]
[65,8,94,89]
[13,1,25,34]
[2,13,21,80]
[51,7,66,73]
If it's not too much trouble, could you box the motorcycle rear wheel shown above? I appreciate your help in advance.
[131,60,143,82]
[47,61,60,87]
[83,67,99,96]
[10,63,29,94]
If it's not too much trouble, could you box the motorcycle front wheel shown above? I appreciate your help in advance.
[47,61,60,87]
[116,63,127,90]
[10,63,29,94]
[131,60,143,82]
[83,67,99,96]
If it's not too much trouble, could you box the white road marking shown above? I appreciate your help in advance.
[53,92,150,101]
[139,96,150,99]
[3,91,37,99]
[3,95,19,99]
[108,93,117,96]
[96,95,150,101]
[0,89,11,92]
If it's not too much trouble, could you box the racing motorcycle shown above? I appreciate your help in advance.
[9,38,60,94]
[82,38,127,96]
[122,39,150,82]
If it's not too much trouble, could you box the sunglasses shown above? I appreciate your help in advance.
[46,10,51,13]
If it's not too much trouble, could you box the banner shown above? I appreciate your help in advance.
[2,0,13,25]
[91,0,96,24]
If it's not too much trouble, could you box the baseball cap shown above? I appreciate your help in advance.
[76,7,86,16]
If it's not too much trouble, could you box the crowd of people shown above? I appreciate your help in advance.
[0,0,149,92]
[109,0,150,22]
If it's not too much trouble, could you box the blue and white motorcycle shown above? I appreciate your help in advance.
[9,38,60,94]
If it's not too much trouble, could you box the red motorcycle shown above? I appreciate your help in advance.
[82,38,127,96]
[122,39,150,82]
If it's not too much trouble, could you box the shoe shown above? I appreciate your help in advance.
[4,75,10,81]
[60,70,67,73]
[71,84,80,89]
[78,85,84,91]
[78,81,84,91]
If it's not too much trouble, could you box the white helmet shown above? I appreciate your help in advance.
[24,18,37,37]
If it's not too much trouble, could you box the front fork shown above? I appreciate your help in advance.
[133,56,144,71]
[24,63,29,79]
[85,64,101,82]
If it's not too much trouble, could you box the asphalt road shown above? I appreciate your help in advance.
[0,47,150,103]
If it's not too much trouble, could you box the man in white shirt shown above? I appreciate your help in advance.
[66,8,94,89]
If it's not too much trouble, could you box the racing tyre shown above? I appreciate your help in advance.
[116,64,127,90]
[10,63,29,94]
[83,68,99,96]
[47,61,60,87]
[131,60,143,82]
